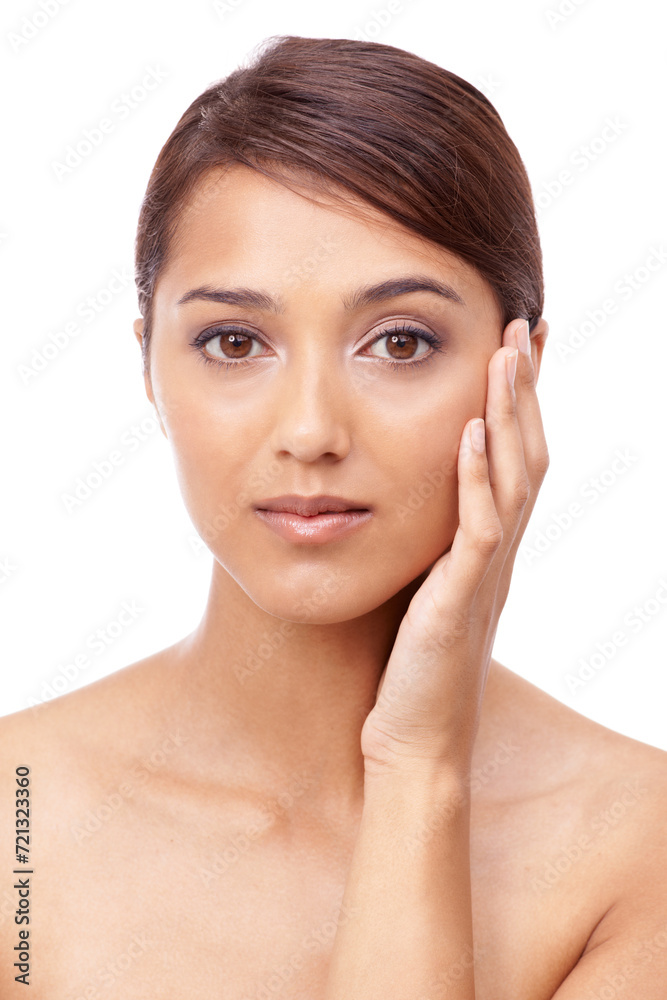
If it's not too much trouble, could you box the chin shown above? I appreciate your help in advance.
[239,553,439,627]
[246,577,377,626]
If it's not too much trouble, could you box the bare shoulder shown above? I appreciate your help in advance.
[0,696,87,964]
[474,659,667,994]
[0,644,194,993]
[0,639,188,834]
[486,658,667,912]
[484,656,667,791]
[0,644,170,762]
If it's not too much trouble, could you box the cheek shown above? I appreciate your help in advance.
[379,414,462,576]
[169,422,258,548]
[149,369,254,538]
[373,365,489,574]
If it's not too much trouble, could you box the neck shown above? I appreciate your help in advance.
[170,561,432,811]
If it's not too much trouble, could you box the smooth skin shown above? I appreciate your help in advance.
[1,164,666,998]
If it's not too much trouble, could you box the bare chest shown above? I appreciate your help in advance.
[10,785,611,1000]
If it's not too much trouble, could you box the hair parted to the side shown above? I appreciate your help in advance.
[134,34,544,373]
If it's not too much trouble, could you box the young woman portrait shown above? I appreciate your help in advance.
[2,25,666,1000]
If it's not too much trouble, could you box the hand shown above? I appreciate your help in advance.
[360,317,550,778]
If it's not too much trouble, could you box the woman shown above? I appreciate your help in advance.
[2,34,666,999]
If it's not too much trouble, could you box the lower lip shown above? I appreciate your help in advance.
[254,509,373,544]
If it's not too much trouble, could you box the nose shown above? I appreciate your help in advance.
[268,348,352,463]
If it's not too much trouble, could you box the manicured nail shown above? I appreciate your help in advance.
[470,418,485,453]
[506,349,518,388]
[516,320,530,356]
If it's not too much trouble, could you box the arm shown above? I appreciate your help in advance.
[552,923,667,999]
[325,768,475,1000]
[324,316,550,998]
[326,768,667,1000]
[551,783,667,998]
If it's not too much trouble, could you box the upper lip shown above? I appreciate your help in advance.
[255,494,371,516]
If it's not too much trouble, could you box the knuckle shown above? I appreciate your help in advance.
[518,353,537,389]
[484,410,502,435]
[470,462,490,487]
[511,475,531,511]
[474,518,504,553]
[443,609,475,641]
[501,388,517,420]
[535,444,550,479]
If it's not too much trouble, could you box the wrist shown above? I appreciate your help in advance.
[361,764,471,862]
[361,721,476,790]
[363,755,471,801]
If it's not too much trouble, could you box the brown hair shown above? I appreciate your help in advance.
[134,34,543,372]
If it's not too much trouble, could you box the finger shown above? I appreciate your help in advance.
[427,415,504,612]
[484,342,531,545]
[470,337,531,615]
[505,318,550,508]
[490,317,551,609]
[500,318,550,553]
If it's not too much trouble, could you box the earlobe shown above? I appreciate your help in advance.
[133,317,154,405]
[133,318,166,439]
[529,318,549,383]
[133,317,144,346]
[133,318,149,389]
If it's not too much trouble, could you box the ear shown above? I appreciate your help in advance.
[529,318,549,383]
[133,318,167,439]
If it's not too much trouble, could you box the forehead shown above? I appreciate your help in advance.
[156,163,501,319]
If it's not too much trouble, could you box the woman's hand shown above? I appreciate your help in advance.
[360,316,550,778]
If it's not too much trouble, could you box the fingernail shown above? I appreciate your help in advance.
[506,349,518,388]
[516,320,530,356]
[471,418,485,452]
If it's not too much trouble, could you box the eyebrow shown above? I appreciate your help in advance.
[176,275,466,312]
[177,285,280,312]
[344,276,465,311]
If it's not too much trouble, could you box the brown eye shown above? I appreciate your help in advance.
[192,327,266,366]
[213,332,255,359]
[385,332,422,360]
[366,323,437,364]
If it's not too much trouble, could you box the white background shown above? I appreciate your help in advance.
[1,0,665,749]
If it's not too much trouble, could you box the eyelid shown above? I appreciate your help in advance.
[191,324,266,353]
[363,320,437,347]
[190,320,445,369]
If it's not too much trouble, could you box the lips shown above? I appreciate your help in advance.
[254,494,371,517]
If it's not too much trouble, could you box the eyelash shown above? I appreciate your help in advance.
[189,322,444,373]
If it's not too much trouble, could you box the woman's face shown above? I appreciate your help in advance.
[136,163,504,623]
